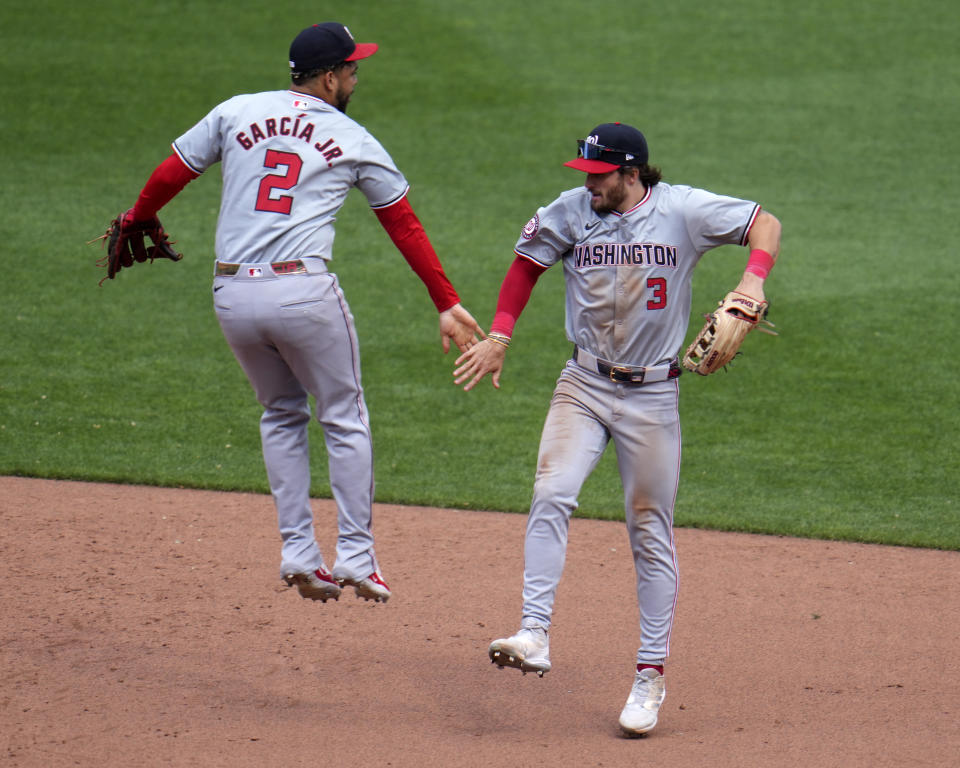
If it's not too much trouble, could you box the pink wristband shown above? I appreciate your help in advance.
[745,248,775,279]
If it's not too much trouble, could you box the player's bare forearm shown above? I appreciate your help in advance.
[747,211,781,259]
[453,338,506,391]
[439,303,485,354]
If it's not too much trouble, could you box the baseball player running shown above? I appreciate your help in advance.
[103,22,483,605]
[454,122,781,736]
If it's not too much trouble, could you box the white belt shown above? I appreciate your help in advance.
[574,347,681,384]
[214,257,328,278]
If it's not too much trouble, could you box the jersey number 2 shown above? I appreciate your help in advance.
[647,277,667,310]
[255,150,303,214]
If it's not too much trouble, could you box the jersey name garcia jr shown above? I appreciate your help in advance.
[514,182,759,367]
[173,90,409,264]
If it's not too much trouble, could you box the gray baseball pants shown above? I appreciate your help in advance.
[213,264,378,581]
[520,360,681,664]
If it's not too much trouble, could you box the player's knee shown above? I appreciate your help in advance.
[531,482,579,520]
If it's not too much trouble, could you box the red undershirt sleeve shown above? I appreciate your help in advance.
[373,196,460,313]
[131,154,200,220]
[490,254,549,337]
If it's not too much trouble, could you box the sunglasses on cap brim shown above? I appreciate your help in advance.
[576,140,637,165]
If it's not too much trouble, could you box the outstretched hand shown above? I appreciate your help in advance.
[453,338,507,391]
[439,303,485,353]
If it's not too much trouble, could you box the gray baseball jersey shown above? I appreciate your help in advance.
[515,182,760,366]
[173,89,409,264]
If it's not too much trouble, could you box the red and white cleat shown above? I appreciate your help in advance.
[334,569,391,603]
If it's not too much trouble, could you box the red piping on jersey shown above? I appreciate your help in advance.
[171,143,203,177]
[370,186,411,210]
[611,184,653,217]
[513,249,551,270]
[374,196,460,313]
[740,204,762,246]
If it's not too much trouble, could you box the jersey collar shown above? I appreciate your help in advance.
[612,185,653,217]
[286,89,335,110]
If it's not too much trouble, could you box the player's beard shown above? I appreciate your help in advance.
[590,175,628,213]
[333,83,351,113]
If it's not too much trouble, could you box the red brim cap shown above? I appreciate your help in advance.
[346,42,379,61]
[563,157,621,173]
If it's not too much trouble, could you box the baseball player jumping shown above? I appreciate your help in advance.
[454,123,781,736]
[100,22,483,605]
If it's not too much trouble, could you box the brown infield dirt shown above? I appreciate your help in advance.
[1,475,958,768]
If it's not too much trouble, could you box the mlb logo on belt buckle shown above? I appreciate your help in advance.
[247,267,263,277]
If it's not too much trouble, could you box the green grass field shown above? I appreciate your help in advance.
[1,0,957,549]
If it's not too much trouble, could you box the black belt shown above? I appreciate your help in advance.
[214,260,308,276]
[574,347,681,385]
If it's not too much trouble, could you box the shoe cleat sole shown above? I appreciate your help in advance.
[282,573,342,602]
[297,590,341,602]
[488,647,548,677]
[335,577,391,603]
[354,588,388,603]
[489,648,522,670]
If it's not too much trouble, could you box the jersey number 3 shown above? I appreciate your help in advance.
[255,150,303,214]
[647,277,667,310]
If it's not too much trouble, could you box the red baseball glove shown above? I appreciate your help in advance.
[91,209,182,284]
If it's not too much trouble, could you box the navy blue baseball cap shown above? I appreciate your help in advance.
[289,23,378,71]
[564,122,649,173]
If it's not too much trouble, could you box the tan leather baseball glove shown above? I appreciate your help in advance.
[682,291,776,375]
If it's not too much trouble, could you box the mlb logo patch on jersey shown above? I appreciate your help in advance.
[247,267,263,277]
[292,99,310,110]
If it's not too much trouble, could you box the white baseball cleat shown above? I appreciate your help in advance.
[618,667,666,737]
[282,567,342,602]
[488,627,551,677]
[333,568,392,603]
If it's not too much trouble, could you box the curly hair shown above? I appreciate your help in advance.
[620,163,662,187]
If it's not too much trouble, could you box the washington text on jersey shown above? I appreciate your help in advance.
[574,243,679,269]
